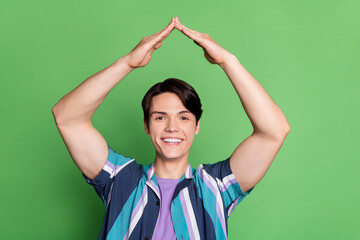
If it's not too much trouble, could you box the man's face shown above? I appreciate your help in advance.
[144,92,200,162]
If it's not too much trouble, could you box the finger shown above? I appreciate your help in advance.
[153,17,175,42]
[175,17,203,35]
[174,17,203,43]
[154,17,174,35]
[174,17,200,38]
[174,17,187,33]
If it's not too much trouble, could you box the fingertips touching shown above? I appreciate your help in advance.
[176,17,189,31]
[175,16,181,23]
[166,18,176,31]
[174,17,183,28]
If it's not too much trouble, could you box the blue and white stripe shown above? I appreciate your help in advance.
[84,146,254,240]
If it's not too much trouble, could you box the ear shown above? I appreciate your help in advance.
[144,119,150,135]
[195,120,200,135]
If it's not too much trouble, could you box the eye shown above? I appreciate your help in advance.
[155,116,165,120]
[181,116,189,120]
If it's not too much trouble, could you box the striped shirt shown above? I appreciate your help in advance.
[83,146,254,240]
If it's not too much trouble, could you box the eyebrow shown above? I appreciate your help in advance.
[150,110,191,116]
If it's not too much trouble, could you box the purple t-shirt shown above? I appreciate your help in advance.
[151,176,180,240]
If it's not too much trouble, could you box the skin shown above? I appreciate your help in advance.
[51,19,178,181]
[144,92,200,179]
[52,17,290,194]
[173,17,290,193]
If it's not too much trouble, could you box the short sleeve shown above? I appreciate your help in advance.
[82,145,135,206]
[202,157,254,217]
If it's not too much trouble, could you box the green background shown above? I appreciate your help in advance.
[1,0,359,239]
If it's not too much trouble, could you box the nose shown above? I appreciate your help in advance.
[165,118,179,132]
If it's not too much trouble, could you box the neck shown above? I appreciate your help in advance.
[153,153,189,179]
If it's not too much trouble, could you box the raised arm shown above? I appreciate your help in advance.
[174,17,290,193]
[52,18,176,180]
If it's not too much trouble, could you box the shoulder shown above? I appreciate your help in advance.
[193,157,253,197]
[106,146,144,178]
[194,157,233,180]
[107,146,134,165]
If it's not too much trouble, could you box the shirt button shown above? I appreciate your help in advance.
[156,200,160,206]
[144,237,149,240]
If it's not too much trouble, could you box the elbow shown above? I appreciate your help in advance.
[51,106,60,125]
[51,105,57,117]
[271,122,290,142]
[278,115,291,138]
[283,121,291,135]
[51,99,62,117]
[51,103,91,126]
[254,122,291,142]
[51,104,65,126]
[278,122,291,140]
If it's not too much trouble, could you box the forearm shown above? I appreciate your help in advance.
[219,54,290,139]
[52,56,134,125]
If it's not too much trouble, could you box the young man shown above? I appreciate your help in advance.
[52,17,290,240]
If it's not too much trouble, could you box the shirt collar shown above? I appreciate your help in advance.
[145,162,195,200]
[146,161,194,182]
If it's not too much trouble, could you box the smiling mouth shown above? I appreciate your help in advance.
[161,138,184,144]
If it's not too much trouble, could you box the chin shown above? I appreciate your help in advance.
[163,154,183,160]
[159,151,186,161]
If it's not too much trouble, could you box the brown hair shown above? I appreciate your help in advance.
[142,78,203,127]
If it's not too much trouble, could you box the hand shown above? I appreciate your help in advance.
[124,18,175,69]
[174,16,233,65]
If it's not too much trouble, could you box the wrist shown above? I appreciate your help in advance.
[219,53,238,69]
[114,55,136,72]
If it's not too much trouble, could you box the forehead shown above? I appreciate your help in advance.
[150,92,188,112]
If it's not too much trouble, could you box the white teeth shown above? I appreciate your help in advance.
[162,138,183,143]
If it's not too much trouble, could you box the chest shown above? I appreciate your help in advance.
[109,177,227,240]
